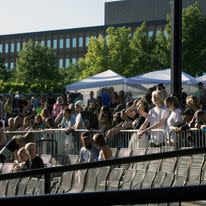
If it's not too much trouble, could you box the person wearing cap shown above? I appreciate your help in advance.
[195,82,206,110]
[66,100,85,131]
[78,131,99,163]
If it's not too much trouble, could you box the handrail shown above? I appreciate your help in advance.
[1,146,206,194]
[0,185,206,205]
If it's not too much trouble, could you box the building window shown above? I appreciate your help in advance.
[10,62,14,69]
[86,36,90,47]
[79,37,83,47]
[5,62,8,69]
[59,39,64,49]
[148,31,154,38]
[11,43,15,53]
[72,38,76,48]
[66,38,70,48]
[59,59,64,68]
[72,58,76,64]
[53,39,57,49]
[41,40,45,46]
[65,58,70,67]
[23,42,26,48]
[17,42,21,52]
[0,44,2,53]
[163,30,169,39]
[47,40,51,48]
[5,44,9,53]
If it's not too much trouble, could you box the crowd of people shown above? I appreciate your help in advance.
[0,81,206,171]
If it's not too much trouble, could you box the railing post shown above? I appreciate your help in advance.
[44,173,51,194]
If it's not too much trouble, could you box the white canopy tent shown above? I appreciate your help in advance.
[196,74,206,84]
[65,70,128,91]
[65,70,148,103]
[127,68,197,85]
[127,68,198,95]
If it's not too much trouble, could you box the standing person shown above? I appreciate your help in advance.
[138,90,170,147]
[78,132,99,163]
[93,133,113,160]
[52,96,64,119]
[87,91,96,111]
[195,82,206,110]
[24,142,44,169]
[165,96,183,145]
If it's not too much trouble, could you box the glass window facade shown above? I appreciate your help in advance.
[47,40,51,48]
[79,37,83,47]
[10,62,14,69]
[72,58,76,64]
[17,42,21,52]
[11,43,15,52]
[59,39,64,49]
[53,39,57,49]
[5,62,8,69]
[66,38,70,48]
[72,38,76,48]
[148,31,154,38]
[0,44,2,53]
[86,36,90,47]
[65,58,70,67]
[5,44,9,53]
[59,59,64,68]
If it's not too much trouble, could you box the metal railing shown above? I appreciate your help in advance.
[4,128,206,156]
[0,146,206,205]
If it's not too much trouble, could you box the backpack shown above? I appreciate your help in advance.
[80,111,99,130]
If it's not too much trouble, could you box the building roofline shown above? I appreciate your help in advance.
[0,20,166,38]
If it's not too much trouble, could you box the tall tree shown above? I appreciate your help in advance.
[79,35,109,78]
[182,3,206,76]
[130,23,160,76]
[106,27,132,76]
[0,53,9,81]
[15,40,59,84]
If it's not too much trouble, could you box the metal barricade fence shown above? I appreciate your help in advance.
[4,128,206,156]
[169,128,206,150]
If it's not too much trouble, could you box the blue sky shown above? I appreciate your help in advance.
[0,0,119,35]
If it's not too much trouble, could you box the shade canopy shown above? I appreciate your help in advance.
[127,68,197,85]
[196,74,206,84]
[65,70,128,92]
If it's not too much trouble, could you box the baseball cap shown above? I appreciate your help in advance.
[75,100,85,109]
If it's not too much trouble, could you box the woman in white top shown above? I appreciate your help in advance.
[165,96,183,144]
[137,90,170,147]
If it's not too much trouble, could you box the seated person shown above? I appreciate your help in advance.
[13,147,29,172]
[0,132,35,162]
[78,131,99,163]
[24,142,44,169]
[93,133,113,160]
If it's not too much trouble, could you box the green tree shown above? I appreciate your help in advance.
[155,15,171,69]
[79,27,132,78]
[130,23,161,76]
[182,3,206,76]
[79,35,109,78]
[106,27,132,76]
[0,53,9,81]
[15,40,59,85]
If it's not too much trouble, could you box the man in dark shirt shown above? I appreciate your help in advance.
[24,142,44,169]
